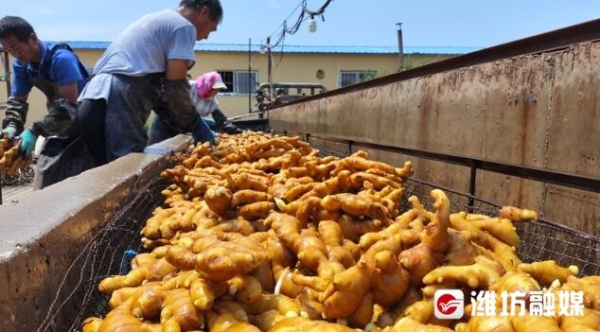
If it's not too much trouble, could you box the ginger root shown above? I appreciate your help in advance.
[517,260,579,286]
[268,316,356,332]
[423,255,505,289]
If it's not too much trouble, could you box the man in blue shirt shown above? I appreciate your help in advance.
[0,16,89,157]
[0,16,91,187]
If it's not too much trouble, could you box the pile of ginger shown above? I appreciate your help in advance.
[0,133,32,180]
[83,131,600,332]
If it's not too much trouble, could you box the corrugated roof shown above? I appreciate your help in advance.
[61,41,478,55]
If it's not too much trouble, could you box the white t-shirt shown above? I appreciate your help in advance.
[80,9,196,101]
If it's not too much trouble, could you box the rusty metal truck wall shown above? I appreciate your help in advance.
[269,33,600,237]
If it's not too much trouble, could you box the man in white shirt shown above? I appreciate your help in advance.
[77,0,223,167]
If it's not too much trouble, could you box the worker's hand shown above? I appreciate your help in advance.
[221,121,242,135]
[208,130,218,149]
[191,117,217,146]
[18,129,38,157]
[1,126,17,139]
[206,121,218,149]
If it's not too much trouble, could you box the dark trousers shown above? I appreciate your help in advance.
[78,74,162,165]
[147,113,179,145]
[78,99,107,167]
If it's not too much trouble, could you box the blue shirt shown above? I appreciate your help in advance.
[11,41,89,98]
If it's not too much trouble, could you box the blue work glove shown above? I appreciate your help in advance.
[1,126,17,139]
[18,129,38,157]
[191,117,216,146]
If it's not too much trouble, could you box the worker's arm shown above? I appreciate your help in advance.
[2,95,36,157]
[57,81,80,105]
[1,96,29,138]
[154,59,214,144]
[28,50,85,139]
[2,62,32,136]
[28,81,80,139]
[165,58,190,81]
[158,59,200,132]
[212,108,242,134]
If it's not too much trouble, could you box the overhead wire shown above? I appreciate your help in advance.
[273,15,312,68]
[266,0,306,41]
[265,0,333,50]
[259,0,334,97]
[303,0,333,16]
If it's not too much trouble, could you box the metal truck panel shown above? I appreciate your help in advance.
[268,22,600,237]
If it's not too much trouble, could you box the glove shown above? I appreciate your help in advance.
[1,126,17,139]
[18,129,38,157]
[2,97,29,133]
[191,117,216,146]
[221,120,242,134]
[160,79,198,132]
[32,98,79,137]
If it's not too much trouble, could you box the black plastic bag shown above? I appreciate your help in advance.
[33,135,95,189]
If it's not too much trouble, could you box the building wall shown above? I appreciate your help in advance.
[0,49,455,128]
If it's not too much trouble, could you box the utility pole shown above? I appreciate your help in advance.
[266,37,273,101]
[1,49,9,96]
[0,49,10,205]
[396,23,405,71]
[248,38,252,113]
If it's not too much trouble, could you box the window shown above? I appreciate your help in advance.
[217,70,258,94]
[338,70,377,88]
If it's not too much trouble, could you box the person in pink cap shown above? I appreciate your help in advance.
[148,71,242,144]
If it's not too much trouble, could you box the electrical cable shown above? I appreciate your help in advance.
[302,0,333,16]
[266,0,334,49]
[266,0,306,41]
[260,0,335,92]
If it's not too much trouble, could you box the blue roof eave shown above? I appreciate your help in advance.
[55,41,478,55]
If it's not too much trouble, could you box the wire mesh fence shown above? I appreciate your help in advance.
[38,175,169,332]
[401,178,600,276]
[310,136,600,276]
